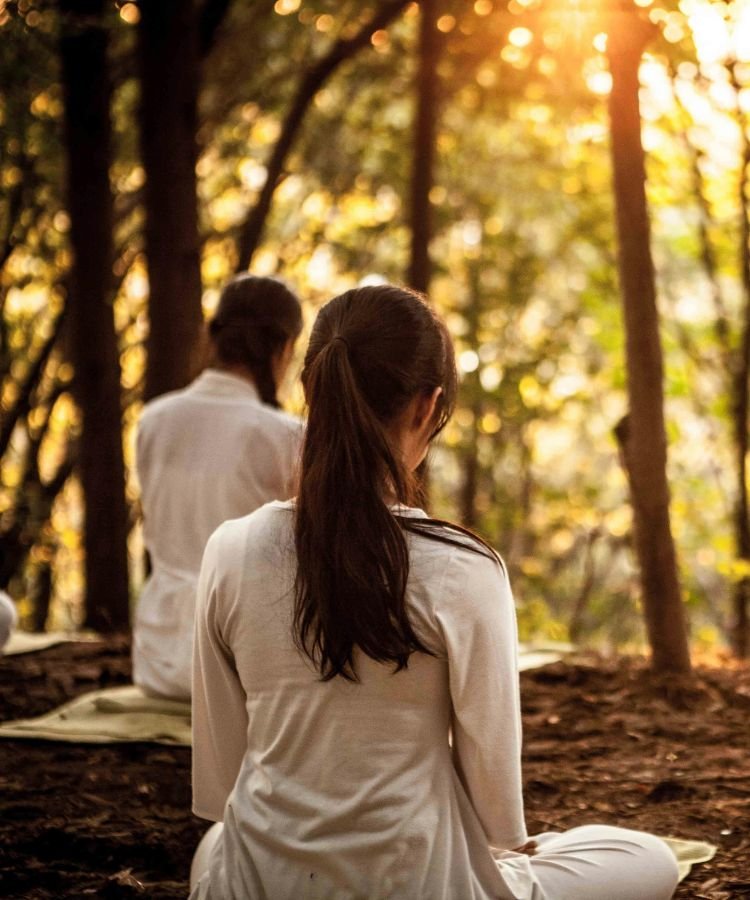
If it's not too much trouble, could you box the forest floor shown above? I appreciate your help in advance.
[0,640,748,899]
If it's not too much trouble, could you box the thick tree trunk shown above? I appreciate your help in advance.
[731,62,750,658]
[139,0,204,401]
[408,0,442,506]
[407,0,440,295]
[606,16,691,673]
[59,0,130,632]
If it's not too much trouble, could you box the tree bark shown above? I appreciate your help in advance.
[235,0,411,272]
[569,529,601,644]
[606,14,691,673]
[198,0,235,57]
[139,0,205,401]
[730,62,750,658]
[408,0,440,294]
[459,260,482,527]
[59,0,130,631]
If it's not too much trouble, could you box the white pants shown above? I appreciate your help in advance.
[190,822,223,890]
[190,822,679,899]
[523,825,679,899]
[0,591,17,651]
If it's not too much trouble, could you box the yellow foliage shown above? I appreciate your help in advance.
[605,506,632,538]
[252,117,282,145]
[718,558,750,582]
[519,556,543,576]
[480,412,502,434]
[519,374,543,407]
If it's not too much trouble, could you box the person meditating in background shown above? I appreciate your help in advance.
[188,284,679,899]
[132,275,304,701]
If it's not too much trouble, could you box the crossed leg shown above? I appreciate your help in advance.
[527,824,680,900]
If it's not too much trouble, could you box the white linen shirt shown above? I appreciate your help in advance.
[133,370,303,700]
[191,501,532,900]
[0,590,16,651]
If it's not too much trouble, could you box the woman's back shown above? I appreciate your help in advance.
[137,372,301,575]
[189,284,679,900]
[133,373,302,700]
[133,274,304,701]
[191,501,527,900]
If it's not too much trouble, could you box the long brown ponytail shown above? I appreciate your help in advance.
[209,274,302,407]
[294,285,495,682]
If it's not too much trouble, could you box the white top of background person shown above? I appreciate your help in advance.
[132,274,304,701]
[0,589,17,652]
[189,285,678,900]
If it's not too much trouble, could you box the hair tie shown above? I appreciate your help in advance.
[331,334,350,351]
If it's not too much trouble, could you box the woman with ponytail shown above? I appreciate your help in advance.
[133,275,303,701]
[190,286,678,899]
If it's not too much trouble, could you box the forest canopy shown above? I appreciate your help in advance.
[2,0,750,664]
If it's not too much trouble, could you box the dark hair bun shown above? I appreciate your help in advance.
[210,275,302,407]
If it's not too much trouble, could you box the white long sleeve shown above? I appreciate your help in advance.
[192,526,249,822]
[434,553,527,850]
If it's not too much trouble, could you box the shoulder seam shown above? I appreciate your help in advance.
[430,541,466,636]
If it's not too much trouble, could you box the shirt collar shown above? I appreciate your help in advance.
[270,499,427,519]
[189,368,261,402]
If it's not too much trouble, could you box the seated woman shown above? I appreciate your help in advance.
[133,275,303,701]
[189,285,679,899]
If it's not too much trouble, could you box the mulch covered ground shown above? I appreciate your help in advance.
[0,639,748,899]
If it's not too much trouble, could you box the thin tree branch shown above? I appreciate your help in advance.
[667,67,732,356]
[0,151,39,272]
[199,0,238,57]
[0,304,67,461]
[0,440,77,590]
[235,0,411,271]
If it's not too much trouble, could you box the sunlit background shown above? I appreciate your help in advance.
[2,0,750,657]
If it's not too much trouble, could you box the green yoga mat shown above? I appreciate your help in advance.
[662,836,717,882]
[3,630,101,656]
[0,684,191,746]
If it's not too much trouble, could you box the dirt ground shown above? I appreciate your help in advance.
[0,640,748,899]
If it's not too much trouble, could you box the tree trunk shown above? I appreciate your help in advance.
[459,427,480,528]
[569,529,601,644]
[29,562,53,634]
[139,0,204,401]
[459,260,482,527]
[407,0,442,506]
[59,0,130,632]
[407,0,440,295]
[606,14,691,673]
[730,62,750,658]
